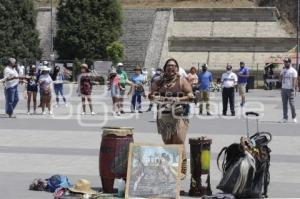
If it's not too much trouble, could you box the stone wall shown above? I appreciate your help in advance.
[169,37,296,52]
[173,7,279,21]
[256,0,298,30]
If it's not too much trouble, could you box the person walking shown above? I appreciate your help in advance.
[146,67,163,112]
[3,58,20,118]
[130,66,145,113]
[198,64,213,115]
[39,66,53,115]
[78,64,95,115]
[148,58,194,179]
[108,68,122,116]
[221,65,238,116]
[25,65,38,114]
[51,66,67,107]
[280,57,298,123]
[116,63,130,114]
[237,61,249,107]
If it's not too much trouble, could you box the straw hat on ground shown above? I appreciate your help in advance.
[68,179,97,195]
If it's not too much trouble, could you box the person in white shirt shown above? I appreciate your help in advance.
[221,65,238,116]
[3,58,21,118]
[280,57,298,123]
[179,67,188,79]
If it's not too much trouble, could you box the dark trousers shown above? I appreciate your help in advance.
[131,92,142,111]
[222,87,235,115]
[54,83,66,103]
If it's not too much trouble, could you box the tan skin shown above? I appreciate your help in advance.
[39,71,52,113]
[279,62,298,91]
[26,67,37,113]
[149,60,193,102]
[110,74,121,113]
[81,68,93,113]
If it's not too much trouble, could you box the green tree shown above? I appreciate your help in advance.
[54,0,123,60]
[0,0,42,64]
[106,41,124,65]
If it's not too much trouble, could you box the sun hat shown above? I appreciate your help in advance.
[109,68,117,77]
[283,57,291,63]
[68,179,97,195]
[81,64,89,69]
[8,58,16,65]
[43,61,49,65]
[117,63,124,67]
[40,66,50,71]
[134,66,142,71]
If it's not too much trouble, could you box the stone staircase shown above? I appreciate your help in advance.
[120,9,156,73]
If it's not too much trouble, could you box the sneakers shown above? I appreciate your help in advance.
[27,112,31,115]
[91,112,96,115]
[281,119,288,123]
[49,111,53,115]
[81,112,86,115]
[292,118,298,123]
[42,111,46,115]
[54,104,59,108]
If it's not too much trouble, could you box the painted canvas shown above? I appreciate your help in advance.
[125,143,183,199]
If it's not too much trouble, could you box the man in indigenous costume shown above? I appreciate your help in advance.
[148,58,194,179]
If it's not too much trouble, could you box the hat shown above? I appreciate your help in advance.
[156,67,162,71]
[226,64,232,70]
[40,66,50,71]
[134,66,142,71]
[81,64,88,69]
[109,68,117,76]
[283,57,291,63]
[240,61,245,65]
[202,63,208,68]
[31,65,36,68]
[8,58,16,65]
[68,179,97,195]
[117,63,124,67]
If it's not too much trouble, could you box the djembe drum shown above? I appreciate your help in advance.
[99,127,134,193]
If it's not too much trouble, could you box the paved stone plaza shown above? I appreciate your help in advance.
[0,84,300,198]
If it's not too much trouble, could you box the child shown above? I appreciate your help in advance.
[78,64,95,115]
[108,68,122,116]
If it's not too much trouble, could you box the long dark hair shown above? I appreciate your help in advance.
[163,58,179,72]
[51,66,60,80]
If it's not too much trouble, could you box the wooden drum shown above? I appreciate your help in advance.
[99,127,134,193]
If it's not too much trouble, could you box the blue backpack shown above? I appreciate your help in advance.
[47,175,72,193]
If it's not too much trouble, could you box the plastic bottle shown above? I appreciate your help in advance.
[117,178,126,197]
